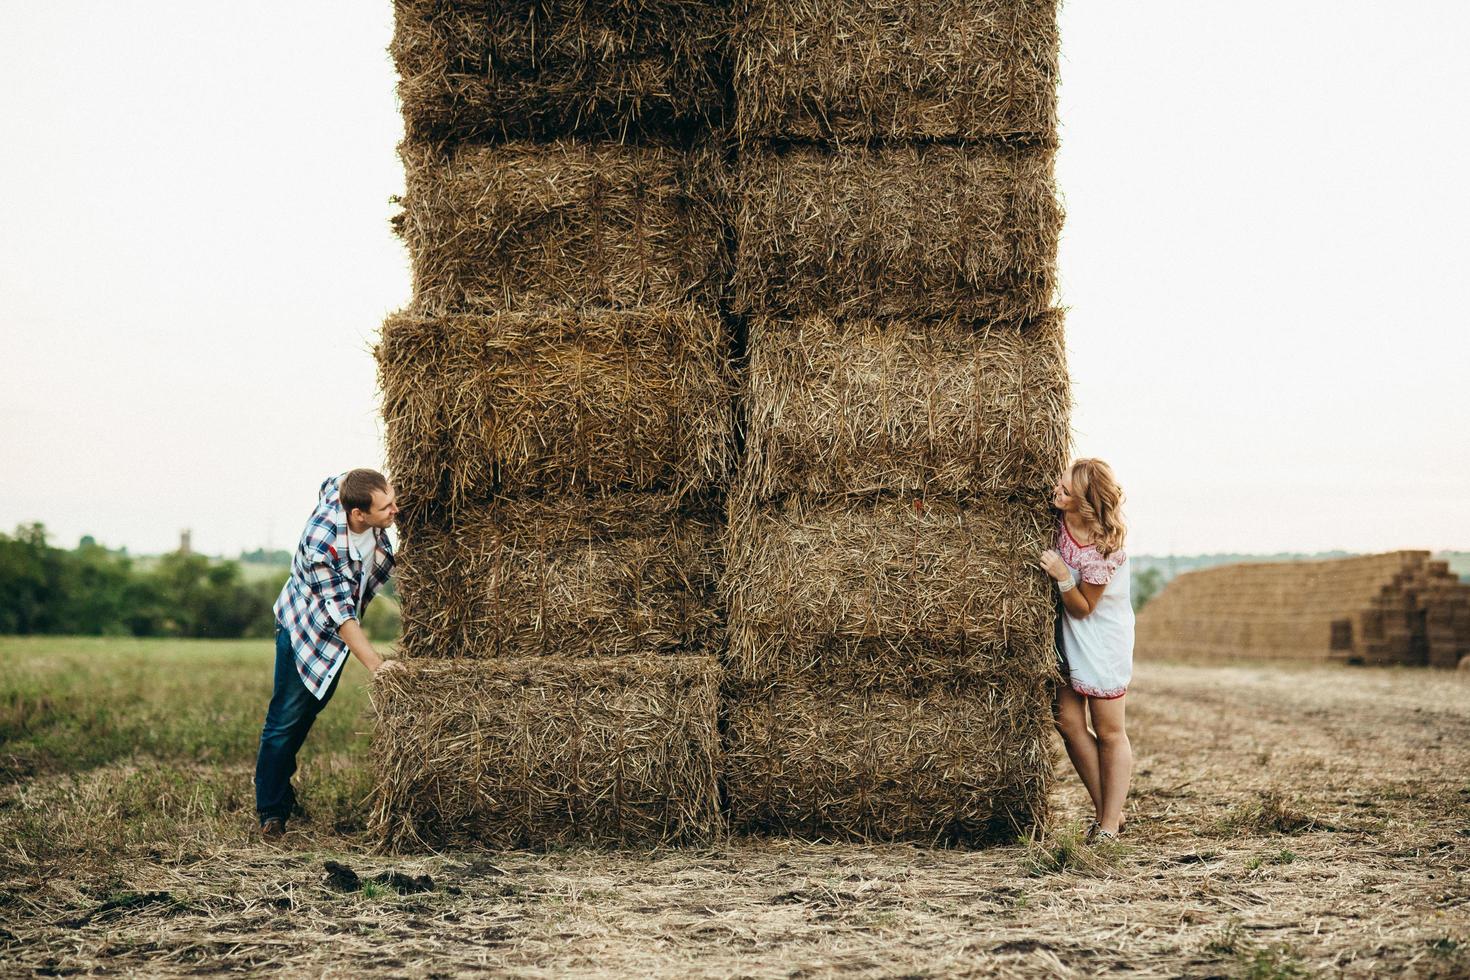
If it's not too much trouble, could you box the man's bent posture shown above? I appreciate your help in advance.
[255,468,399,839]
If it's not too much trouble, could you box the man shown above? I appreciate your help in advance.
[254,468,400,839]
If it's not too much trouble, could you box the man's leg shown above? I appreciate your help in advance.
[276,657,344,819]
[255,629,321,826]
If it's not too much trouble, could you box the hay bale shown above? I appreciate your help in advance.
[741,312,1068,502]
[396,493,723,660]
[1134,551,1469,665]
[723,495,1055,687]
[371,656,723,849]
[392,0,732,143]
[732,142,1059,320]
[734,0,1058,141]
[378,306,734,508]
[724,677,1053,843]
[397,140,728,313]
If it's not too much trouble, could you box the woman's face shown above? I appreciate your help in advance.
[1052,474,1078,512]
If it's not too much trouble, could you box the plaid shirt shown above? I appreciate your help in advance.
[274,475,395,698]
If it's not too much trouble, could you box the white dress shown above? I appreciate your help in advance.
[1056,517,1134,699]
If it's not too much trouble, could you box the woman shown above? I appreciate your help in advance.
[1039,458,1134,842]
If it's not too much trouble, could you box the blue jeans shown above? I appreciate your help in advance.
[254,627,342,824]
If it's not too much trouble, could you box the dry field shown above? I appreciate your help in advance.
[2,640,1468,978]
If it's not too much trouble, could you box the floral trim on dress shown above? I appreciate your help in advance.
[1057,517,1126,585]
[1070,678,1127,700]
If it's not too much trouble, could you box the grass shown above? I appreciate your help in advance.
[1215,789,1320,837]
[1236,944,1310,979]
[1245,847,1299,871]
[1206,917,1246,955]
[0,635,373,777]
[1022,823,1126,876]
[0,635,376,867]
[1206,918,1309,977]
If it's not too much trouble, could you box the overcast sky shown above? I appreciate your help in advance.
[2,1,1467,557]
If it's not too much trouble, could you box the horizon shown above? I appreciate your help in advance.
[24,525,1467,566]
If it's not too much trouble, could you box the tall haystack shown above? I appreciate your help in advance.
[373,0,1072,849]
[721,0,1067,843]
[1135,552,1470,668]
[373,0,732,848]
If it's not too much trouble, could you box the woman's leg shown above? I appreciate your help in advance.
[1053,683,1103,816]
[1088,694,1132,834]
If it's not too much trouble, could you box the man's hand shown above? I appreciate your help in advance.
[374,658,404,676]
[339,618,391,674]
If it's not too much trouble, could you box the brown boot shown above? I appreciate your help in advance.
[261,817,286,841]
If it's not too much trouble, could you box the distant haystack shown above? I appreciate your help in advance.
[1136,552,1470,668]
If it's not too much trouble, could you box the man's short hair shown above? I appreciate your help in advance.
[341,468,389,516]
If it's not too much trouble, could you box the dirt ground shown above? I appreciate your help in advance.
[4,659,1469,978]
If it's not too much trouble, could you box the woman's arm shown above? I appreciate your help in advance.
[1039,550,1107,618]
[1059,579,1106,618]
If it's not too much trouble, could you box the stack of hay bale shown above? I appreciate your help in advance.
[719,0,1068,843]
[1136,552,1470,668]
[371,0,736,848]
[1421,560,1470,668]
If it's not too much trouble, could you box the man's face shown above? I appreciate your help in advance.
[357,486,399,529]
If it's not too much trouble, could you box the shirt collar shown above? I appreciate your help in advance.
[346,525,377,562]
[318,473,354,561]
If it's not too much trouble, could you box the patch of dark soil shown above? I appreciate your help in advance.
[992,939,1054,954]
[323,861,361,892]
[378,870,435,895]
[322,861,436,895]
[1219,790,1328,835]
[769,888,858,907]
[56,890,175,928]
[0,751,44,786]
[456,857,506,878]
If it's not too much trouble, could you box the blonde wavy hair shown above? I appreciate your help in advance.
[1067,458,1127,557]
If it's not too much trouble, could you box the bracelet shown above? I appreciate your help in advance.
[1056,577,1076,593]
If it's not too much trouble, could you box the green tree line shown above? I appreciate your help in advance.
[0,524,398,639]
